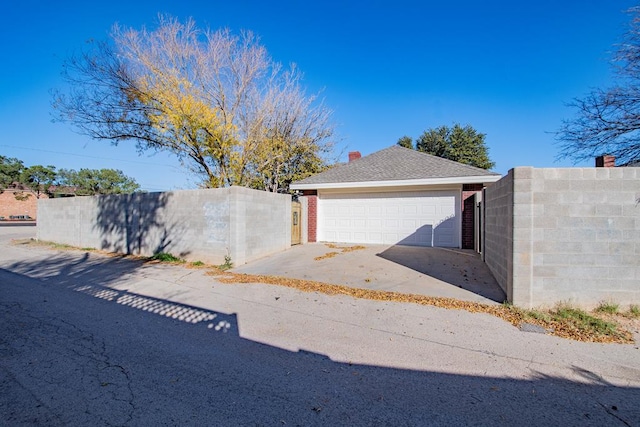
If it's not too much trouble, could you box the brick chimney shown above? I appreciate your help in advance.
[348,151,361,162]
[595,155,615,168]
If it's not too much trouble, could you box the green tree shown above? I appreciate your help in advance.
[0,156,25,191]
[58,168,140,196]
[397,136,414,149]
[415,124,494,169]
[556,7,640,165]
[52,16,334,193]
[20,165,57,197]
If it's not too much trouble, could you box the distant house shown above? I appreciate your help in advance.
[290,146,501,249]
[0,184,76,220]
[0,186,45,219]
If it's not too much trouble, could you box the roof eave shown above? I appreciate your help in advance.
[290,174,502,190]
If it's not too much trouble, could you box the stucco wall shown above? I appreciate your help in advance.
[37,187,291,266]
[483,166,640,308]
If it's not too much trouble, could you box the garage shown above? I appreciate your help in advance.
[318,190,460,247]
[290,146,501,249]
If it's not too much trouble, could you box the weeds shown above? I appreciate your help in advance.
[553,304,618,336]
[595,301,620,314]
[526,309,552,323]
[149,252,184,263]
[190,260,205,267]
[628,305,640,318]
[219,254,233,271]
[51,242,74,249]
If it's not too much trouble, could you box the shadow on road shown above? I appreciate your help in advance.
[5,250,233,329]
[1,252,638,425]
[377,245,506,302]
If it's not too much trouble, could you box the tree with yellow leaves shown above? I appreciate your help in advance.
[53,16,334,192]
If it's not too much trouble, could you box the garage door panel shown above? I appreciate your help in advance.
[402,219,417,228]
[369,206,382,215]
[369,219,382,228]
[403,205,418,214]
[385,219,399,228]
[319,190,460,247]
[369,232,382,242]
[338,219,350,227]
[353,231,367,241]
[422,206,436,215]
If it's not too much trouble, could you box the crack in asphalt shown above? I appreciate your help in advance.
[1,298,137,426]
[597,401,633,426]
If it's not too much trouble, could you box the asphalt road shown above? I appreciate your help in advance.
[1,226,639,426]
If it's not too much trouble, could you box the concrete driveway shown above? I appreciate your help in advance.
[232,243,505,304]
[3,226,640,425]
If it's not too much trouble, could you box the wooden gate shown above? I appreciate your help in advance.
[291,201,302,245]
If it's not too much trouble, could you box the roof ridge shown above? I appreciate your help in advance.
[377,145,496,174]
[291,145,500,187]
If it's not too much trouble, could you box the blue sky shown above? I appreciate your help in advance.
[0,1,636,191]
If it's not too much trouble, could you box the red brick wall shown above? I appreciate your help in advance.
[303,190,318,243]
[461,184,483,249]
[0,189,46,219]
[595,155,615,168]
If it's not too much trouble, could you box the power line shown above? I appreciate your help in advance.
[1,143,197,191]
[0,144,183,170]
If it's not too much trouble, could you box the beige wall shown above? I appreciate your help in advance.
[37,187,291,266]
[483,166,640,309]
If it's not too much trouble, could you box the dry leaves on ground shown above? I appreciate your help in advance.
[13,238,635,344]
[314,244,366,261]
[206,268,634,344]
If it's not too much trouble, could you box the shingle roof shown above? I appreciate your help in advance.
[291,145,500,187]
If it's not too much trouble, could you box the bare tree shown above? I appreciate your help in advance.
[557,7,640,165]
[53,16,334,191]
[251,66,333,192]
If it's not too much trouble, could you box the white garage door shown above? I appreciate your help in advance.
[318,190,460,247]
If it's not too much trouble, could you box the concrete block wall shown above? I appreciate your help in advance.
[38,187,291,266]
[483,166,640,308]
[482,170,513,300]
[228,186,291,265]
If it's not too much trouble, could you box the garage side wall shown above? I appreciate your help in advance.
[483,166,640,308]
[37,187,291,266]
[482,170,514,300]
